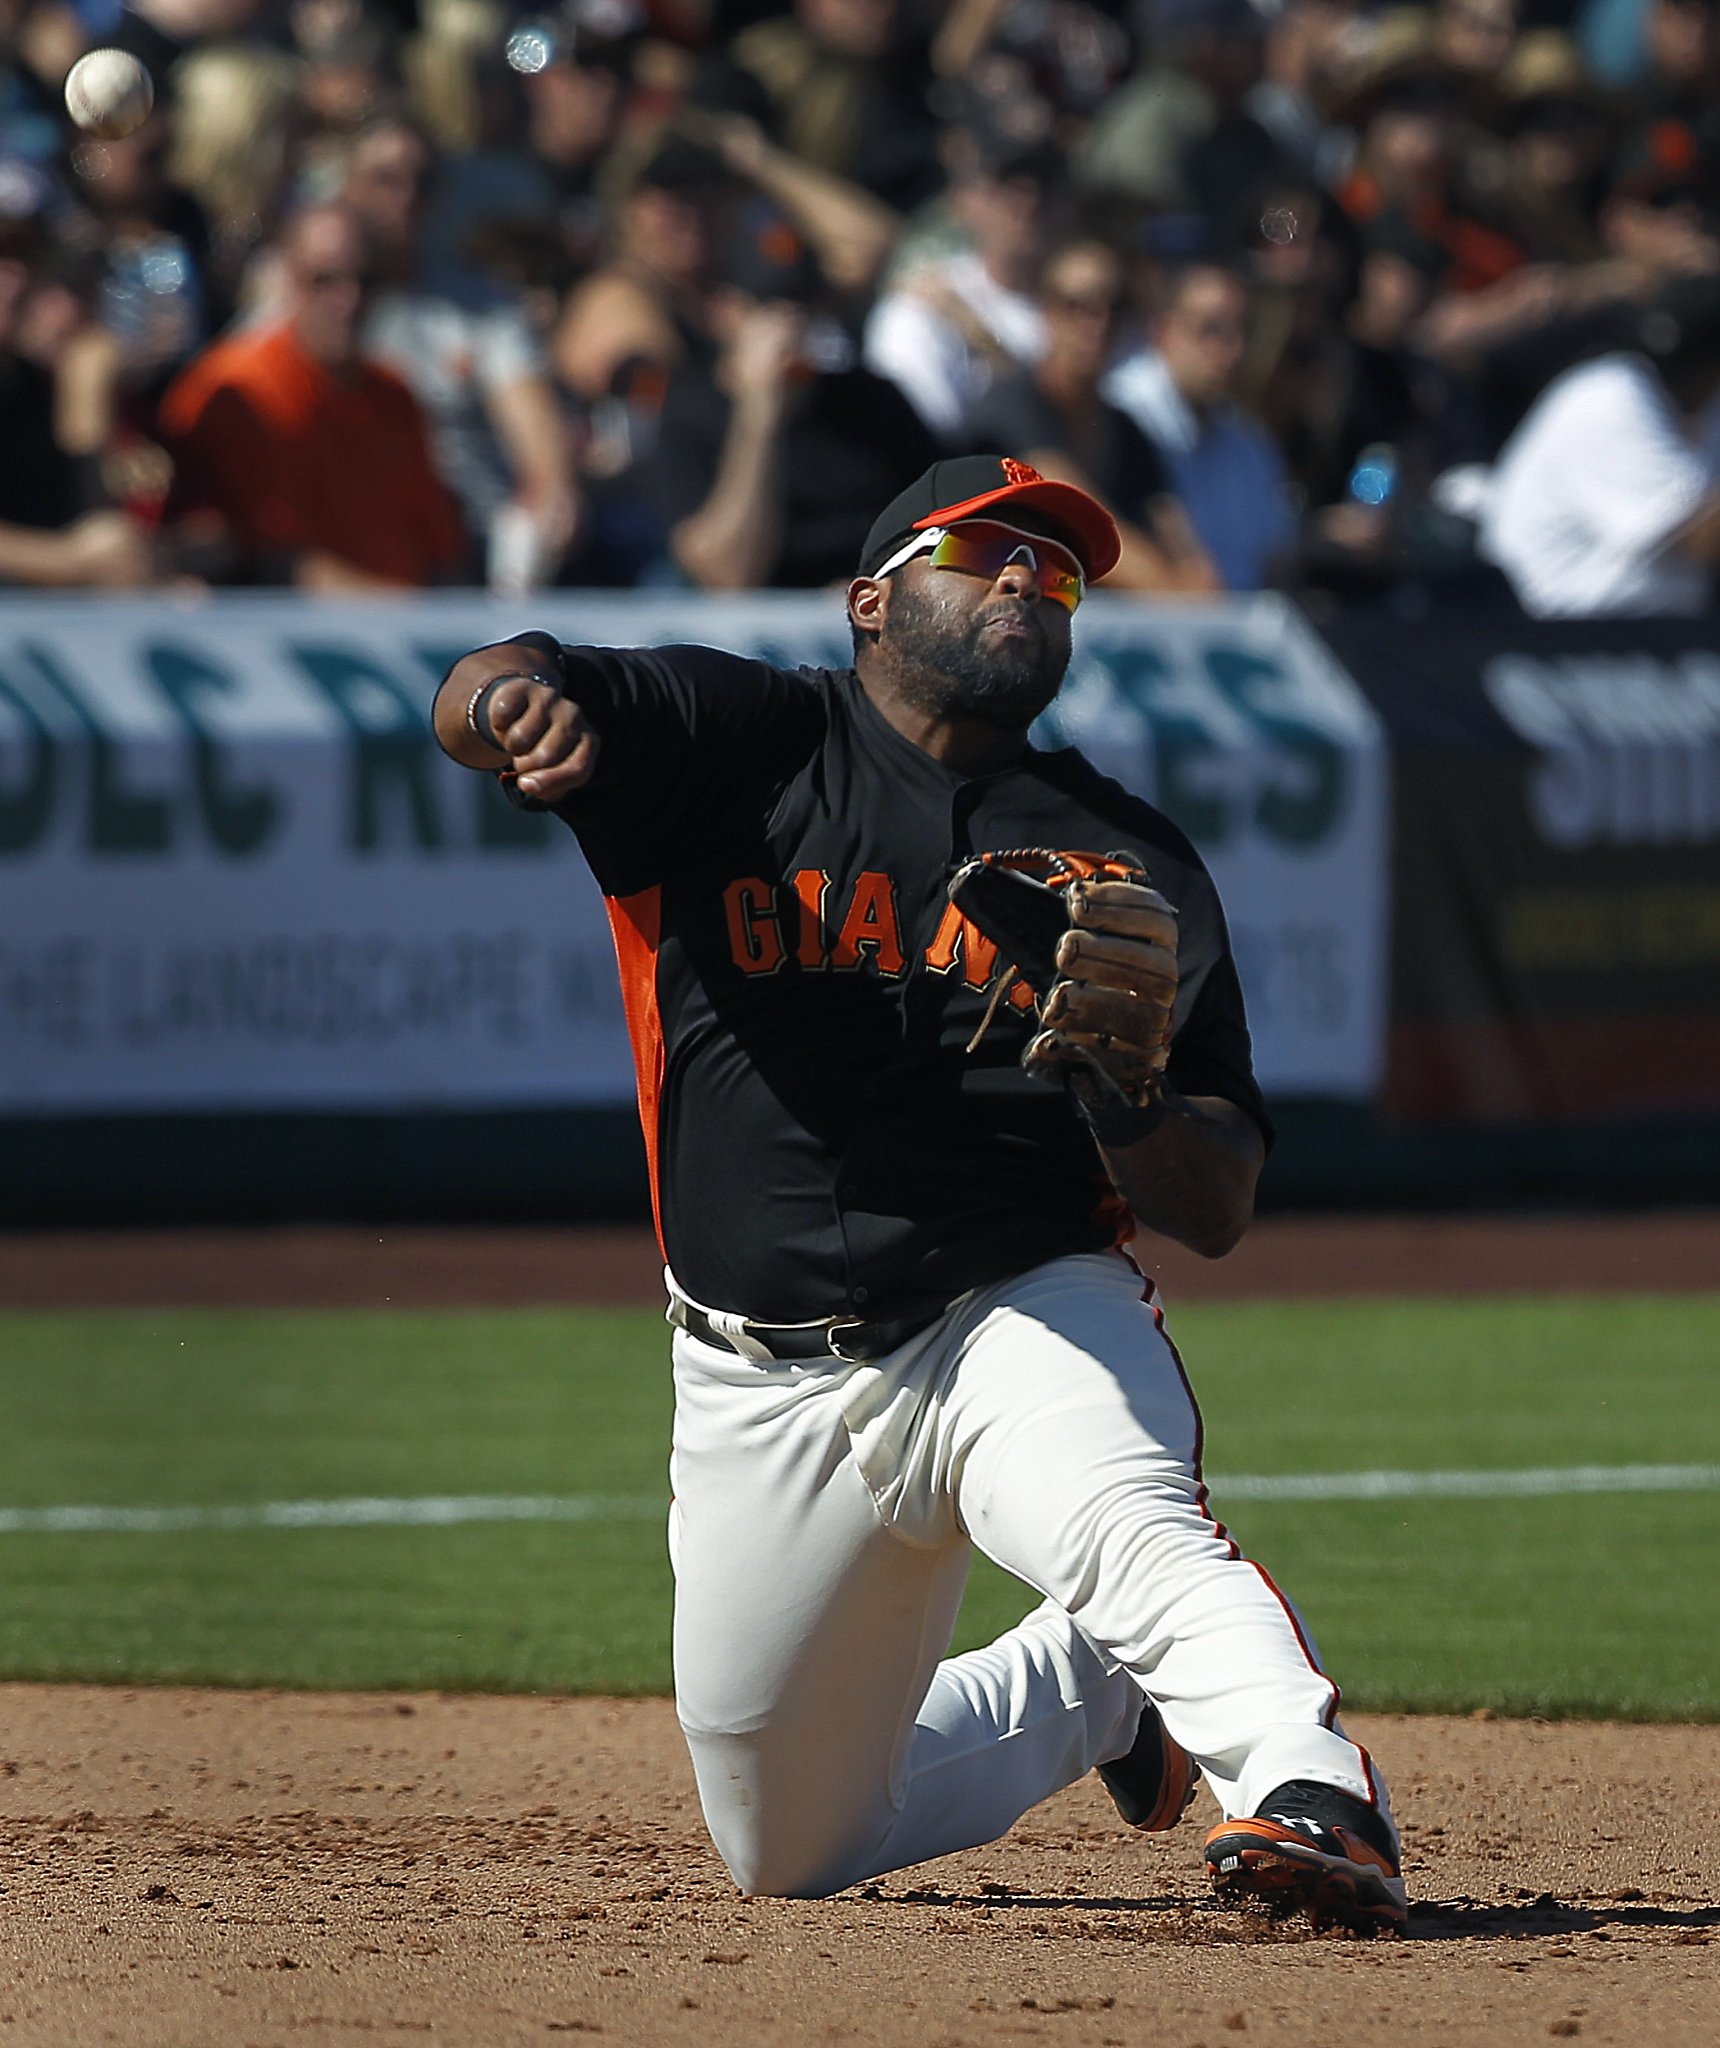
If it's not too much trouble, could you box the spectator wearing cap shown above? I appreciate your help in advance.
[1493,34,1613,267]
[0,218,159,588]
[1597,120,1720,279]
[862,130,1062,442]
[961,239,1218,594]
[1478,273,1720,613]
[342,113,580,593]
[158,203,465,587]
[1334,66,1529,294]
[1105,262,1295,589]
[650,207,935,588]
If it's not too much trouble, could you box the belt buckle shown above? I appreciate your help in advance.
[824,1317,871,1362]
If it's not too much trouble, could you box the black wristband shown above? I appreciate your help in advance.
[1078,1089,1169,1148]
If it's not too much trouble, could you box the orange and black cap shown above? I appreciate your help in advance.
[858,455,1121,583]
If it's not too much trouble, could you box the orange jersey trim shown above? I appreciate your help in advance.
[603,886,667,1257]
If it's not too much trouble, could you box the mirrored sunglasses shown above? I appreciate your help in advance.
[874,520,1086,612]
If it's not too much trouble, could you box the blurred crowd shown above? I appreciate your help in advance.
[8,0,1720,613]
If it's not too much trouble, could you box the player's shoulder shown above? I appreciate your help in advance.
[575,640,836,698]
[562,640,838,749]
[1036,749,1212,868]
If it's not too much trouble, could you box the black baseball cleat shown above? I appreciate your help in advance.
[1097,1695,1201,1833]
[1204,1779,1408,1934]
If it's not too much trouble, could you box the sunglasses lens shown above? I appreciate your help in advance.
[927,523,1084,610]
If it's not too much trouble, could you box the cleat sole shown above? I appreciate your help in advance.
[1206,1825,1408,1936]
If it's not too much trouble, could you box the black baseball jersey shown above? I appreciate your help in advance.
[502,633,1272,1324]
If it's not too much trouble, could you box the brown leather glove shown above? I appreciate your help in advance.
[946,849,1178,1117]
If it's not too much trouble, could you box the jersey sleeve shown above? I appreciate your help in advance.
[499,633,827,897]
[1164,941,1275,1151]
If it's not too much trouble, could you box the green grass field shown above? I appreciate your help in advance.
[2,1295,1716,1718]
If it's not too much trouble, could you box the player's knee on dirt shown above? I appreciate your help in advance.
[687,1727,893,1899]
[709,1812,878,1900]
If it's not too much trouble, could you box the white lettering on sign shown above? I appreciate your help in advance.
[1484,654,1720,848]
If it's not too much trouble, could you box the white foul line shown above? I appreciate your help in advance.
[0,1466,1716,1534]
[1213,1464,1720,1502]
[0,1494,666,1534]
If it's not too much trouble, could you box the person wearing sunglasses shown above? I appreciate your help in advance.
[961,237,1219,594]
[160,204,465,588]
[431,452,1406,1933]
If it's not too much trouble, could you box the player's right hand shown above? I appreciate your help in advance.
[485,675,601,800]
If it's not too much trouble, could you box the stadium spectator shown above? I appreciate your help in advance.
[341,112,580,593]
[552,137,726,405]
[1302,213,1475,512]
[1478,273,1720,613]
[1246,0,1366,187]
[1105,262,1296,589]
[0,0,1716,611]
[679,108,902,297]
[1494,34,1614,267]
[862,126,1061,442]
[158,203,465,587]
[1075,0,1285,219]
[165,42,305,314]
[0,217,160,588]
[513,1,639,275]
[697,0,942,213]
[1633,0,1720,129]
[962,239,1218,594]
[650,206,934,587]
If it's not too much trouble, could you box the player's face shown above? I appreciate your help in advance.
[877,519,1076,728]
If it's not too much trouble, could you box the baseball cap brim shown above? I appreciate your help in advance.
[910,476,1121,581]
[860,456,1122,582]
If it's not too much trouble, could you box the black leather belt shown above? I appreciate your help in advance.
[669,1298,944,1363]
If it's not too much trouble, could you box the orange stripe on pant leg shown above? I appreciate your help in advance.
[1151,1297,1342,1721]
[603,885,667,1259]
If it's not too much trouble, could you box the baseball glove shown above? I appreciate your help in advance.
[946,848,1179,1122]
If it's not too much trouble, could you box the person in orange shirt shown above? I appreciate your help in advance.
[159,204,467,589]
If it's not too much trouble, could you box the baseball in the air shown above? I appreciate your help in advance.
[64,49,155,139]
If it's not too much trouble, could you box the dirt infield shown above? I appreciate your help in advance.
[2,1210,1716,1309]
[0,1687,1715,2048]
[4,1216,1715,2043]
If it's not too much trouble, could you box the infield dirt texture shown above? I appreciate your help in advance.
[2,1213,1717,2048]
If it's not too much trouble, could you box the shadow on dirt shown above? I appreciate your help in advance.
[1406,1895,1720,1941]
[863,1883,1720,1945]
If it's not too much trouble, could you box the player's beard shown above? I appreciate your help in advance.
[884,578,1071,729]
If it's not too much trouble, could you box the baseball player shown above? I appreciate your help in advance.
[432,456,1406,1932]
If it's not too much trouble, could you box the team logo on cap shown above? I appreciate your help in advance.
[1001,458,1043,486]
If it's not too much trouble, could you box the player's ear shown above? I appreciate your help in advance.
[847,575,889,649]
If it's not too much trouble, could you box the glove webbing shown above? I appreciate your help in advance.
[961,847,1149,1055]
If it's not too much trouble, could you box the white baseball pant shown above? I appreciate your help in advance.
[667,1248,1393,1898]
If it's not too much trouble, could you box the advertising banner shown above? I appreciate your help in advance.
[1321,613,1720,1123]
[0,593,1387,1114]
